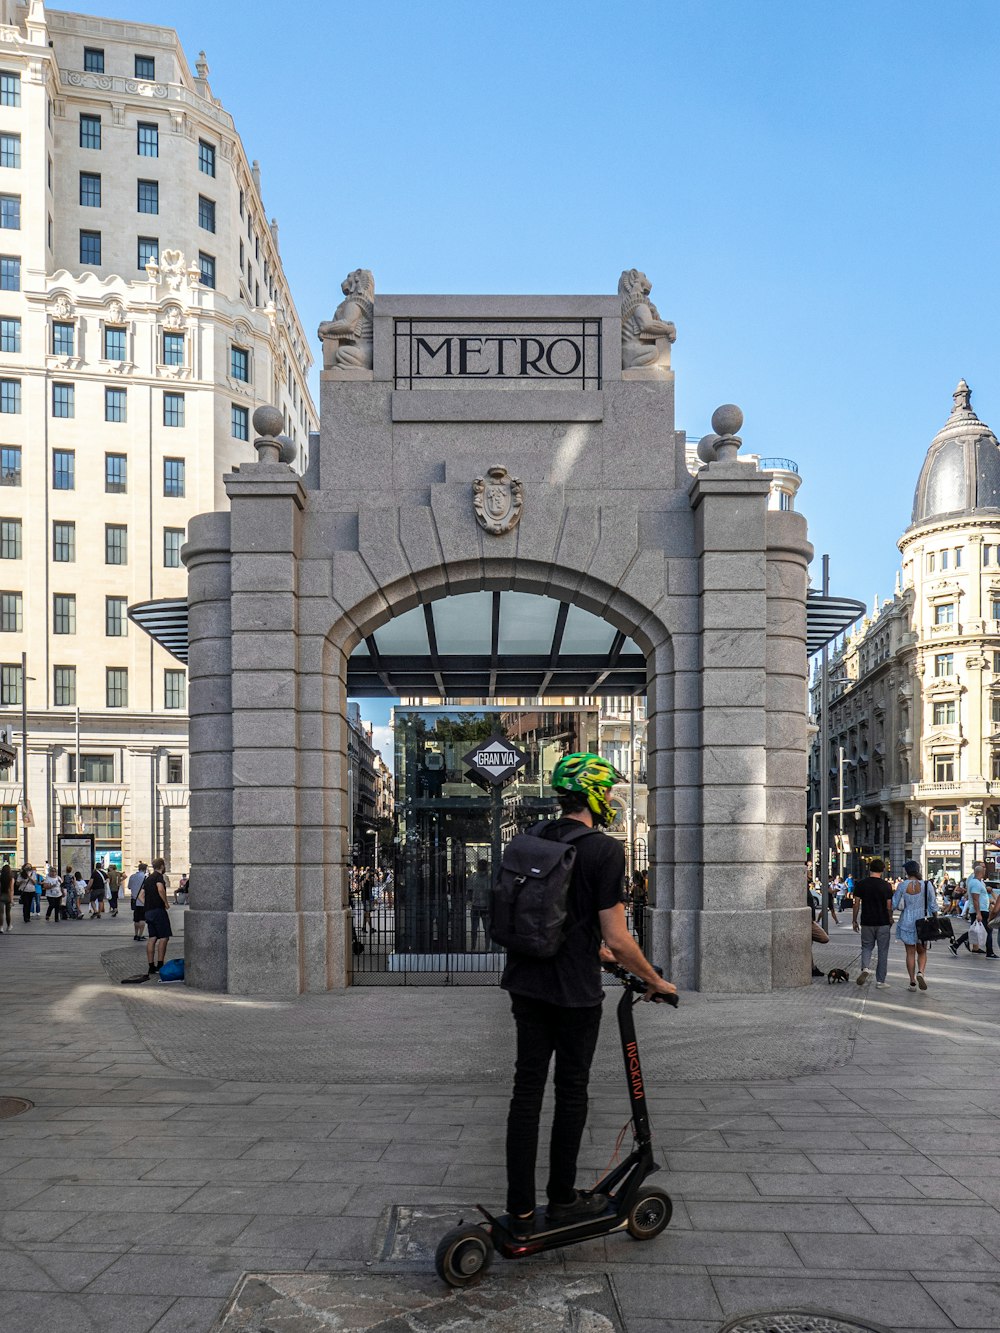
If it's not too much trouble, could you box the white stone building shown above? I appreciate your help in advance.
[809,382,1000,879]
[0,2,316,870]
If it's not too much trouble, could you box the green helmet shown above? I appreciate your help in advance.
[551,752,624,827]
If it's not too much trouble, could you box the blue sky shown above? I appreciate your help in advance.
[99,1,1000,738]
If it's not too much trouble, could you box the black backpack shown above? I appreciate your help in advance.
[490,822,596,959]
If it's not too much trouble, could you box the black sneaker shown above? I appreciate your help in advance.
[949,940,959,955]
[545,1192,609,1225]
[507,1212,535,1240]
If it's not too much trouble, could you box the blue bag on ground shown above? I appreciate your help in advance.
[158,959,184,982]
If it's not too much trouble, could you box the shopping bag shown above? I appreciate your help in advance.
[970,920,987,952]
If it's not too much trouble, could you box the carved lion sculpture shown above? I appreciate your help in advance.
[619,268,676,370]
[318,269,375,370]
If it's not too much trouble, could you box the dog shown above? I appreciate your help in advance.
[826,967,850,984]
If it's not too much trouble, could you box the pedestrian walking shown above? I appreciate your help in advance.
[107,863,122,917]
[62,866,79,920]
[852,857,894,988]
[43,869,63,921]
[467,858,492,951]
[0,858,12,933]
[128,860,147,941]
[499,753,675,1239]
[15,864,34,923]
[949,861,997,959]
[87,862,107,918]
[137,858,171,974]
[892,859,939,993]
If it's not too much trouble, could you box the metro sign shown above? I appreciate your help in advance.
[463,734,527,785]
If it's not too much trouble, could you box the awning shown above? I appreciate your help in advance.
[130,586,866,694]
[806,590,866,656]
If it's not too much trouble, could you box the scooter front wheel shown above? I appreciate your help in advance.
[626,1188,672,1240]
[434,1224,494,1287]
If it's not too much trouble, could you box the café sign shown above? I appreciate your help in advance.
[463,735,528,785]
[395,318,602,390]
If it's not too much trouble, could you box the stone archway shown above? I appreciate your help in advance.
[182,280,813,997]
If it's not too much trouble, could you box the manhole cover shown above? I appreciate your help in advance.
[0,1097,32,1119]
[720,1314,888,1333]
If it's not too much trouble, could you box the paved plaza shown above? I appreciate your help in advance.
[0,916,999,1332]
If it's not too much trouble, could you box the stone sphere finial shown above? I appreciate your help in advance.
[252,405,286,464]
[696,433,720,465]
[710,403,743,462]
[276,434,297,466]
[711,403,743,437]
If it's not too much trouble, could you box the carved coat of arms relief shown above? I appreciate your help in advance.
[473,466,524,536]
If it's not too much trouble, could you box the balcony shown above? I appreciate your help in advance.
[914,779,1000,798]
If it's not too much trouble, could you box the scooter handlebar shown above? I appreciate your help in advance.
[601,960,679,1006]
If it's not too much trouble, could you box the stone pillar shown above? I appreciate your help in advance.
[183,511,233,991]
[689,416,774,991]
[764,510,813,987]
[225,458,306,994]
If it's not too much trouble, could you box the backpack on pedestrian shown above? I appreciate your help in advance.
[489,821,597,958]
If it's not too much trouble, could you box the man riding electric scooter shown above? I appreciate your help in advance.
[500,753,676,1237]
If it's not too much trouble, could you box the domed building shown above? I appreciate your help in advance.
[809,381,1000,879]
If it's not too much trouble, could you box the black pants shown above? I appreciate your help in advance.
[954,920,995,956]
[505,994,603,1216]
[20,891,32,923]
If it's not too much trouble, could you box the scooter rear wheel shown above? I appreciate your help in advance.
[434,1224,494,1287]
[626,1188,672,1240]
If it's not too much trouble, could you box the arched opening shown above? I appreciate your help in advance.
[334,586,662,986]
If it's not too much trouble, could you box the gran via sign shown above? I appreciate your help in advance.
[395,318,602,390]
[463,735,528,785]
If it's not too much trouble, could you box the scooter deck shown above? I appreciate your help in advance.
[483,1204,627,1252]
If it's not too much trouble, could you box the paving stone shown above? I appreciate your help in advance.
[148,1296,229,1332]
[789,1230,995,1271]
[711,1275,949,1329]
[0,1290,175,1333]
[178,1182,355,1216]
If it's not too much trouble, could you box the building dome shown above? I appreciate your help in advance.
[910,381,1000,527]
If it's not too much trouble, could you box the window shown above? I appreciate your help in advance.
[0,446,20,485]
[941,549,950,570]
[53,521,75,562]
[134,54,155,80]
[930,806,960,837]
[0,134,20,169]
[62,805,121,847]
[926,552,936,573]
[166,754,183,784]
[0,256,19,290]
[162,331,184,366]
[231,404,248,440]
[992,597,1000,620]
[933,700,956,726]
[138,235,158,270]
[0,662,21,705]
[0,316,19,352]
[53,665,76,706]
[105,387,126,423]
[52,321,74,356]
[52,382,74,419]
[105,453,126,493]
[105,524,127,565]
[163,392,185,427]
[79,229,101,266]
[106,668,128,708]
[53,593,75,634]
[955,547,963,567]
[137,178,159,214]
[933,753,955,783]
[103,325,126,360]
[934,602,955,625]
[0,518,20,559]
[105,596,127,637]
[198,139,216,176]
[0,591,21,631]
[198,252,215,288]
[137,122,158,156]
[230,346,249,382]
[163,457,185,497]
[83,47,104,73]
[164,669,186,709]
[0,194,19,229]
[0,379,19,414]
[198,195,215,232]
[0,73,20,107]
[934,653,954,677]
[79,114,101,150]
[79,171,101,207]
[163,527,183,567]
[68,755,115,783]
[52,450,74,490]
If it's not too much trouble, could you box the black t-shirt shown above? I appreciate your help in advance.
[142,871,168,913]
[853,876,893,927]
[500,819,625,1008]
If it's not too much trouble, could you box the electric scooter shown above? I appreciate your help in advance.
[434,961,679,1287]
